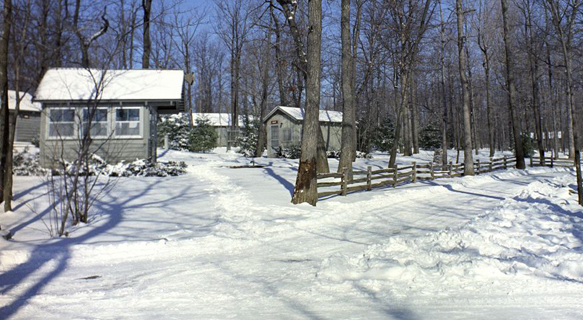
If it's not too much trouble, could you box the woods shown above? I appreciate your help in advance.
[0,0,581,208]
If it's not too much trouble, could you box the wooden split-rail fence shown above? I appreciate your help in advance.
[529,156,582,168]
[317,156,518,198]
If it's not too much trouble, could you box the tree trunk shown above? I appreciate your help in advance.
[270,4,287,107]
[142,0,152,69]
[338,0,356,179]
[455,0,474,175]
[0,0,11,205]
[500,0,525,169]
[483,52,494,158]
[256,31,271,157]
[292,0,322,206]
[277,0,329,173]
[439,1,448,169]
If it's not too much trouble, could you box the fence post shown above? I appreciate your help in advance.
[551,157,554,168]
[489,158,493,172]
[367,166,372,191]
[503,156,507,169]
[412,162,417,183]
[529,156,533,167]
[341,167,348,196]
[448,161,452,177]
[476,159,481,175]
[393,164,399,187]
[164,134,170,150]
[430,162,434,180]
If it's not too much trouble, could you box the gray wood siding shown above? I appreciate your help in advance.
[14,111,41,142]
[40,104,151,167]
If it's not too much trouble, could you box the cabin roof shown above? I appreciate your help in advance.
[35,68,184,103]
[7,90,41,112]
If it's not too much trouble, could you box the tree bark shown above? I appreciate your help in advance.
[291,0,322,206]
[455,0,474,175]
[0,0,11,205]
[338,0,356,179]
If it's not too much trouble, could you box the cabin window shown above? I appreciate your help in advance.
[270,125,279,149]
[283,127,292,142]
[82,108,109,138]
[48,108,76,138]
[115,107,141,137]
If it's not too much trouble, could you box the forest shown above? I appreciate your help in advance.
[0,0,581,206]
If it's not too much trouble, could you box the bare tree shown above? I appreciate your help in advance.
[275,0,329,174]
[291,0,322,205]
[500,0,526,169]
[3,0,32,211]
[0,0,12,206]
[338,0,356,178]
[142,0,152,68]
[383,0,434,168]
[73,0,109,68]
[544,0,581,204]
[455,0,474,175]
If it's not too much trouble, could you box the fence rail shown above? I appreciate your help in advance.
[529,156,582,168]
[317,156,518,198]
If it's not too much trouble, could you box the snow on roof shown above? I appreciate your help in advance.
[264,106,343,123]
[193,113,251,127]
[7,90,41,112]
[35,68,184,102]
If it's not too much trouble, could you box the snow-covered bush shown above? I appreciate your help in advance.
[158,114,218,153]
[276,144,302,159]
[237,115,260,157]
[158,113,191,151]
[12,148,48,176]
[326,150,372,159]
[12,148,187,177]
[188,118,218,152]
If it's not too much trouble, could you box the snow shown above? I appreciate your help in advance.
[192,113,249,127]
[34,69,184,102]
[265,106,344,123]
[7,91,41,112]
[1,149,583,319]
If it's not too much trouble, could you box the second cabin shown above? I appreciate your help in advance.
[263,106,343,157]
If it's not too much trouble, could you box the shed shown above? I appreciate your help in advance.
[35,68,184,167]
[263,106,343,157]
[7,90,42,143]
[192,113,248,147]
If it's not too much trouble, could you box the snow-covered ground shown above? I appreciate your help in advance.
[1,148,582,319]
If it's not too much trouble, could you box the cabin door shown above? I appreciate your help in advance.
[270,125,280,151]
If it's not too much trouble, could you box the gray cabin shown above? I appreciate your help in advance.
[8,90,41,143]
[35,68,185,167]
[263,106,343,157]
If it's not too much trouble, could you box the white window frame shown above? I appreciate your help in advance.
[270,124,280,150]
[47,107,77,139]
[114,107,142,138]
[81,107,110,139]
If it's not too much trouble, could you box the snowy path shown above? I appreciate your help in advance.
[1,150,583,319]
